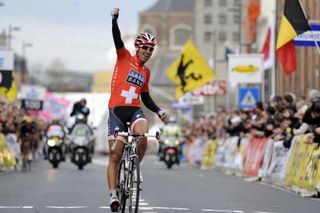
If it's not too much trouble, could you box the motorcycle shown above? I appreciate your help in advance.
[160,136,182,169]
[46,136,65,168]
[68,123,95,170]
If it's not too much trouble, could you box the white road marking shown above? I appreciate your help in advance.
[140,202,150,206]
[201,209,234,213]
[45,206,88,209]
[153,206,171,210]
[171,207,190,211]
[99,206,110,209]
[140,207,154,210]
[0,206,21,209]
[22,206,34,209]
[46,206,65,209]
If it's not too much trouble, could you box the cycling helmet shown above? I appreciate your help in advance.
[134,32,156,47]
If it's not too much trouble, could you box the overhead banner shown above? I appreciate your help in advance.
[0,50,14,92]
[20,85,47,111]
[39,92,71,120]
[0,50,14,71]
[228,54,263,86]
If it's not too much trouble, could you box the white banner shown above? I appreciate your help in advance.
[228,54,263,86]
[20,84,46,100]
[0,49,14,71]
[266,140,294,184]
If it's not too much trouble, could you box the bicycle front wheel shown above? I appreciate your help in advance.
[128,156,140,213]
[117,159,127,213]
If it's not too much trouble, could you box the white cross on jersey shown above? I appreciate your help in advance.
[121,86,139,104]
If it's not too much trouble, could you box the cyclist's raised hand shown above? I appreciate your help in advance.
[157,110,169,123]
[111,8,120,20]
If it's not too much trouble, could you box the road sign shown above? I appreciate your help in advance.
[238,87,260,110]
[294,24,320,47]
[179,93,204,105]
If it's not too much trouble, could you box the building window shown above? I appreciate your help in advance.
[219,31,227,42]
[205,0,212,6]
[204,14,212,24]
[234,0,240,6]
[233,14,240,24]
[219,14,227,24]
[174,28,191,46]
[219,0,227,6]
[204,32,212,42]
[233,32,240,42]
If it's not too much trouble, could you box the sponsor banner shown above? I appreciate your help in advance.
[0,71,13,89]
[294,24,320,47]
[223,136,240,169]
[285,135,320,192]
[20,84,46,100]
[192,80,227,96]
[5,134,20,158]
[0,50,14,71]
[21,99,43,111]
[228,54,263,86]
[201,139,217,169]
[259,139,274,178]
[215,138,228,167]
[243,137,269,177]
[0,133,16,169]
[266,140,291,183]
[38,92,70,121]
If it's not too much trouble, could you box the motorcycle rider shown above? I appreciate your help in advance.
[43,119,66,160]
[107,8,168,212]
[70,98,90,123]
[159,117,183,164]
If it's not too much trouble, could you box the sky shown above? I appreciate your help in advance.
[0,0,157,72]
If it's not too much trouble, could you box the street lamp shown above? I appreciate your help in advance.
[8,25,21,48]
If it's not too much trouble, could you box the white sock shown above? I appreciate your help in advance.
[109,189,117,198]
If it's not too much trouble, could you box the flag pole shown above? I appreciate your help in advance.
[298,0,320,55]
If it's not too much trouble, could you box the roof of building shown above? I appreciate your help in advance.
[144,0,195,12]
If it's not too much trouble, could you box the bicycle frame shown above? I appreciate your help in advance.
[115,131,158,213]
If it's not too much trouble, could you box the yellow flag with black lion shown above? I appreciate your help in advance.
[166,39,216,98]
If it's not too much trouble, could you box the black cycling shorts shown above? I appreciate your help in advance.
[108,106,146,140]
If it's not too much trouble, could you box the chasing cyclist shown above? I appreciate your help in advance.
[107,8,169,212]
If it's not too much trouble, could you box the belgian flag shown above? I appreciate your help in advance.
[276,0,311,75]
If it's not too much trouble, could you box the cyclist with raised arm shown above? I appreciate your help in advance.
[107,8,168,212]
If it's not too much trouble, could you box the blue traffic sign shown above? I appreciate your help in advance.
[238,87,260,110]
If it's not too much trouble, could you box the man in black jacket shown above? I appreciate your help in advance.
[70,98,90,118]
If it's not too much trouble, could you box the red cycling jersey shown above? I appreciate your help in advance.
[108,47,150,108]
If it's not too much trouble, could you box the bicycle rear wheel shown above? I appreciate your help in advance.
[117,159,127,213]
[128,156,140,213]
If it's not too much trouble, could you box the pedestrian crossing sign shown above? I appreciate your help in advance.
[238,87,260,110]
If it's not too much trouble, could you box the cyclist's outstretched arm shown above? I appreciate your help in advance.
[111,8,124,49]
[141,92,161,113]
[141,92,169,123]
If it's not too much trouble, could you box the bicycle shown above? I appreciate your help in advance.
[113,129,159,213]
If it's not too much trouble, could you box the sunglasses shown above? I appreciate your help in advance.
[141,46,154,52]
